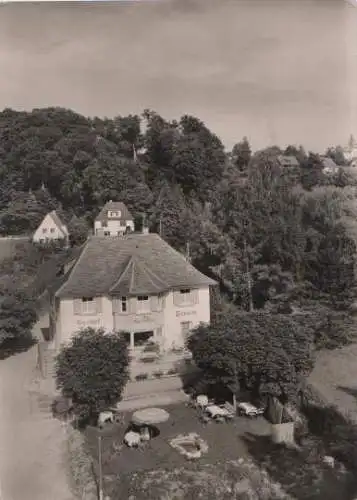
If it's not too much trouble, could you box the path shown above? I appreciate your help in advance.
[0,314,74,500]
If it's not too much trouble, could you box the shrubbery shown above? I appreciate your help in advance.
[55,328,130,426]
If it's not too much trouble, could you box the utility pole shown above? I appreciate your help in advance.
[98,436,103,500]
[159,218,162,237]
[243,235,254,313]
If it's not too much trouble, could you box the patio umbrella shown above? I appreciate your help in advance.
[131,407,170,426]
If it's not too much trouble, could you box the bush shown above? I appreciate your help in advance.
[55,328,130,426]
[135,373,149,381]
[167,368,178,376]
[153,370,164,378]
[0,289,38,349]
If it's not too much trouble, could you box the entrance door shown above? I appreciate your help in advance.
[133,330,154,348]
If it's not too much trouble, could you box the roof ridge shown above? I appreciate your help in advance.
[48,211,67,236]
[55,243,89,297]
[109,255,135,294]
[129,257,136,291]
[130,258,168,293]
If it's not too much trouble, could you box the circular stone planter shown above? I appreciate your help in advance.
[169,433,208,460]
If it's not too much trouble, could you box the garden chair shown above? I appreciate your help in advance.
[199,414,211,424]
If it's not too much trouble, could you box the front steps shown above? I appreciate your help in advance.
[116,388,190,412]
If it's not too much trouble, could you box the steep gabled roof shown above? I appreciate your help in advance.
[45,210,68,237]
[95,201,133,223]
[110,255,169,296]
[55,233,217,298]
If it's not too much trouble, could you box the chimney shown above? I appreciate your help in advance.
[141,213,149,234]
[185,242,192,263]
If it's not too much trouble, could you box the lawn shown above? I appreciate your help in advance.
[83,401,356,499]
[84,403,279,498]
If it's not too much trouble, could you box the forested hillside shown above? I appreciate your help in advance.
[0,106,356,322]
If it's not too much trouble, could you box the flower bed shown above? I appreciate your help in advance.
[170,433,208,460]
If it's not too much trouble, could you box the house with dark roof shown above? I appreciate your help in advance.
[277,155,300,168]
[49,230,217,354]
[94,201,135,236]
[32,210,69,246]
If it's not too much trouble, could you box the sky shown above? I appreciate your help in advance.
[0,0,356,152]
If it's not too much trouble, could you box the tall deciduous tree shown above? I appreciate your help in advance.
[231,136,252,172]
[187,311,315,405]
[55,327,130,426]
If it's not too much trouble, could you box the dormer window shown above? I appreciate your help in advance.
[108,210,121,218]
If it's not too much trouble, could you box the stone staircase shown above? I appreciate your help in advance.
[116,375,190,411]
[36,342,57,382]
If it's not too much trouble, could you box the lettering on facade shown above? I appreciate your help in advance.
[176,310,197,318]
[76,318,101,327]
[133,314,152,323]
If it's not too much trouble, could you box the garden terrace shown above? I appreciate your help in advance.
[83,402,356,499]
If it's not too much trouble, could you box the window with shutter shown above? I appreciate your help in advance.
[181,321,192,340]
[173,291,182,306]
[95,297,102,314]
[73,299,81,315]
[137,295,150,314]
[159,293,165,310]
[150,296,159,312]
[174,289,195,306]
[81,297,96,314]
[129,297,136,314]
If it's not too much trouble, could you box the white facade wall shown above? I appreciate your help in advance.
[33,214,68,243]
[94,219,135,236]
[52,287,211,351]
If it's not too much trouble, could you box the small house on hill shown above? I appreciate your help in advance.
[33,210,69,246]
[94,201,135,236]
[277,155,299,168]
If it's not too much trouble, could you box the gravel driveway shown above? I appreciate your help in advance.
[0,315,74,500]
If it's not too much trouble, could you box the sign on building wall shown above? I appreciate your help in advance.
[76,318,102,328]
[133,314,152,323]
[176,310,197,318]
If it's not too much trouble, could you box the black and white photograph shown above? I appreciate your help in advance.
[0,0,357,499]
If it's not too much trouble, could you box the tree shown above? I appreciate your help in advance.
[0,289,37,347]
[0,190,45,235]
[231,137,252,172]
[300,153,326,190]
[67,215,90,246]
[325,146,346,166]
[171,115,226,197]
[149,181,187,249]
[187,311,315,407]
[55,327,130,426]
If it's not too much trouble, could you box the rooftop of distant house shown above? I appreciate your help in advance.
[277,155,300,168]
[54,232,217,298]
[321,156,338,170]
[95,201,133,223]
